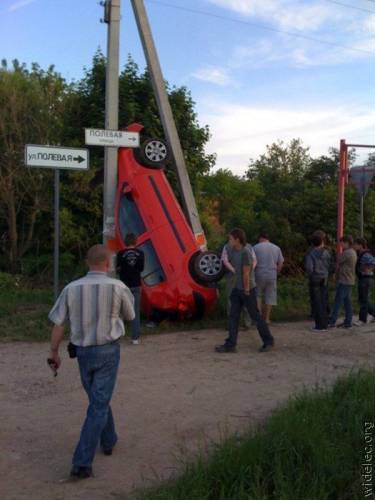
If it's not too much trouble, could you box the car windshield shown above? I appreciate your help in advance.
[138,240,166,286]
[119,192,146,240]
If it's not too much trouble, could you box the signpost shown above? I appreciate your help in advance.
[25,145,89,170]
[25,144,89,300]
[85,128,139,148]
[349,166,375,238]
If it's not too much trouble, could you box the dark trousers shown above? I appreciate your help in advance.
[358,277,375,323]
[310,279,328,329]
[225,288,274,348]
[309,280,330,317]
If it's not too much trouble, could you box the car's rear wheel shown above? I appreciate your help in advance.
[190,251,224,284]
[135,137,169,169]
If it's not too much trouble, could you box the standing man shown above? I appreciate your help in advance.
[48,244,135,479]
[253,231,284,324]
[353,238,375,325]
[216,228,274,353]
[328,235,357,329]
[306,230,331,319]
[305,233,332,331]
[116,233,145,345]
[221,241,257,329]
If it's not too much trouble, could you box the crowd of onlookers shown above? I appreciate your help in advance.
[214,228,375,353]
[305,231,375,331]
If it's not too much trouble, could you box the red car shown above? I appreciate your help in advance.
[113,123,223,321]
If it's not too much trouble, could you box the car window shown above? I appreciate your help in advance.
[119,193,146,240]
[138,240,166,286]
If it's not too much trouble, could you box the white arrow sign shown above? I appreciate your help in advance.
[85,128,140,147]
[25,145,89,170]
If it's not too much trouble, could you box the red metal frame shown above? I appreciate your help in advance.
[337,140,375,255]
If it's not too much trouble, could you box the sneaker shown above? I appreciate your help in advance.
[336,322,353,329]
[131,339,140,345]
[327,324,336,329]
[258,344,274,353]
[215,344,236,353]
[310,327,327,332]
[353,320,367,327]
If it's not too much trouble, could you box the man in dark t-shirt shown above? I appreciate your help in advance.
[215,228,274,353]
[116,233,144,344]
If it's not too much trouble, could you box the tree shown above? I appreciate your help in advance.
[0,60,69,272]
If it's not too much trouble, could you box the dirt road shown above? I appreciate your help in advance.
[1,321,374,500]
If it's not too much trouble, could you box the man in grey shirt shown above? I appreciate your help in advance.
[216,228,274,353]
[253,231,284,324]
[48,244,134,479]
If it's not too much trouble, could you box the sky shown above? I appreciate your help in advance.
[1,0,375,174]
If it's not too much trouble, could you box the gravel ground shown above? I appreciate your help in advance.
[1,320,374,500]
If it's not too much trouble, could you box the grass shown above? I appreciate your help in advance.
[0,275,373,341]
[0,288,53,341]
[136,369,375,500]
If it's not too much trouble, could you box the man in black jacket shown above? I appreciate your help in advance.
[305,233,332,331]
[116,234,145,344]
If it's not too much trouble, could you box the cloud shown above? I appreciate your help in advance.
[8,0,36,12]
[206,0,336,32]
[361,14,375,35]
[192,66,234,86]
[199,100,375,174]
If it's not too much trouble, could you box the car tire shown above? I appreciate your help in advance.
[134,137,169,169]
[190,251,225,284]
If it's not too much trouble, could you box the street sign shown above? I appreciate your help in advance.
[85,128,140,147]
[349,166,375,197]
[25,145,89,170]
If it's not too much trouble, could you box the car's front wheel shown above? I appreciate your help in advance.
[190,251,224,284]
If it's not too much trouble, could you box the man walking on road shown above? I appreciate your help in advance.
[48,244,134,479]
[116,233,145,344]
[253,231,284,324]
[221,240,257,329]
[216,228,274,353]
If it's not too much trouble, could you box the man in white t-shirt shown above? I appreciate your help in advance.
[253,231,284,324]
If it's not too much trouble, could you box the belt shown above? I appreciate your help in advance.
[75,339,120,348]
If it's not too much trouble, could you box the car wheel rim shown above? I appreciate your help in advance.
[145,140,167,163]
[198,254,222,276]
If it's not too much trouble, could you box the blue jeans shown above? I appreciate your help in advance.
[73,342,120,467]
[226,288,274,348]
[329,284,353,327]
[358,277,375,323]
[130,287,141,340]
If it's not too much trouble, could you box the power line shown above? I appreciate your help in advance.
[325,0,375,14]
[146,0,375,56]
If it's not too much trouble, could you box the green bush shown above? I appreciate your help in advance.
[0,271,23,291]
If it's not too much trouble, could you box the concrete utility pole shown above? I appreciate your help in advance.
[131,0,205,244]
[102,0,121,244]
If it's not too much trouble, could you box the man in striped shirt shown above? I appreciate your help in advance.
[48,244,134,479]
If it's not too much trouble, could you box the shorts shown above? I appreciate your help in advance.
[256,277,277,305]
